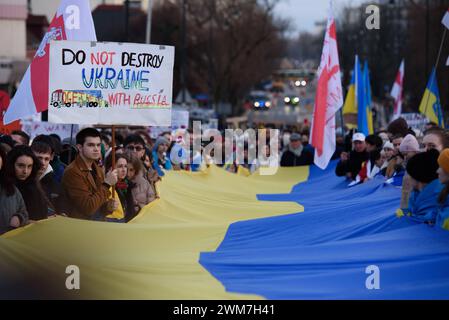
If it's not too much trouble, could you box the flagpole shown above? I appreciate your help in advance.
[111,125,116,199]
[340,108,344,132]
[422,28,447,126]
[68,124,74,164]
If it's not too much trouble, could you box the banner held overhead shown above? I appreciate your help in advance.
[48,41,175,126]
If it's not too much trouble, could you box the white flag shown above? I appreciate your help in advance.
[442,9,449,29]
[3,0,97,124]
[391,60,404,120]
[310,1,343,170]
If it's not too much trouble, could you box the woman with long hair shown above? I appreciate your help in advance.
[3,146,51,222]
[0,147,28,234]
[126,152,156,212]
[104,153,137,222]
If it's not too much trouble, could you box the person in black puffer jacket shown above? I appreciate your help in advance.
[335,132,369,180]
[280,133,314,167]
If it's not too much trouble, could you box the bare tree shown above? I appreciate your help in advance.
[149,0,289,115]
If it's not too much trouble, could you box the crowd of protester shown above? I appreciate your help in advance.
[333,118,449,232]
[1,117,449,234]
[0,124,315,232]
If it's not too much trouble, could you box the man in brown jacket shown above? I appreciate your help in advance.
[61,128,118,220]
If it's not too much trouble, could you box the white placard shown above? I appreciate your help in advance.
[22,121,79,140]
[400,112,428,129]
[48,40,174,126]
[148,110,189,138]
[171,110,189,129]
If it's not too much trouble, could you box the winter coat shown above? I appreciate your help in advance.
[0,185,29,235]
[61,156,111,220]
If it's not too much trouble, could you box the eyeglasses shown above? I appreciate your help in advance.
[127,145,144,152]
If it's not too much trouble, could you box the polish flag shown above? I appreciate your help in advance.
[391,60,404,120]
[310,1,343,170]
[3,0,96,124]
[442,9,449,29]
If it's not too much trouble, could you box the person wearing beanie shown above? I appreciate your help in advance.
[378,132,390,146]
[398,134,421,208]
[384,134,406,179]
[380,141,394,173]
[152,136,172,177]
[335,132,369,180]
[396,150,442,224]
[398,134,421,207]
[434,149,449,231]
[383,141,394,158]
[399,134,420,162]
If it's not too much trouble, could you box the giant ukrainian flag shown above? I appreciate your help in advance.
[2,163,449,299]
[419,68,445,128]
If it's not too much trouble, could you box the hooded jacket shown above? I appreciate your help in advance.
[398,179,443,224]
[152,138,173,176]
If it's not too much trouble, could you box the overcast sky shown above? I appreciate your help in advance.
[31,0,369,35]
[274,0,369,35]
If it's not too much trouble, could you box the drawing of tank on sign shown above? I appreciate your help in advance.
[50,89,109,109]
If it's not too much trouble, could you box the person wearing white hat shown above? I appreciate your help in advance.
[335,132,369,180]
[383,141,395,160]
[352,132,366,143]
[378,132,390,145]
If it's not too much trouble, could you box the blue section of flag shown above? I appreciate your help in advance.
[364,61,372,108]
[200,162,449,299]
[356,56,369,135]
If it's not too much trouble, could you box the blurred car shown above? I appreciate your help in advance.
[249,91,272,109]
[283,95,300,106]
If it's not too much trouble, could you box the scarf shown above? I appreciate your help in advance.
[116,179,129,196]
[288,143,304,157]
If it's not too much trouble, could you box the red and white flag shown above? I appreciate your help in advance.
[391,59,404,120]
[3,0,96,124]
[310,1,343,169]
[442,9,449,29]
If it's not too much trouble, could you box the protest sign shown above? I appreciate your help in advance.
[48,41,174,126]
[148,109,189,138]
[400,112,428,130]
[21,120,79,140]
